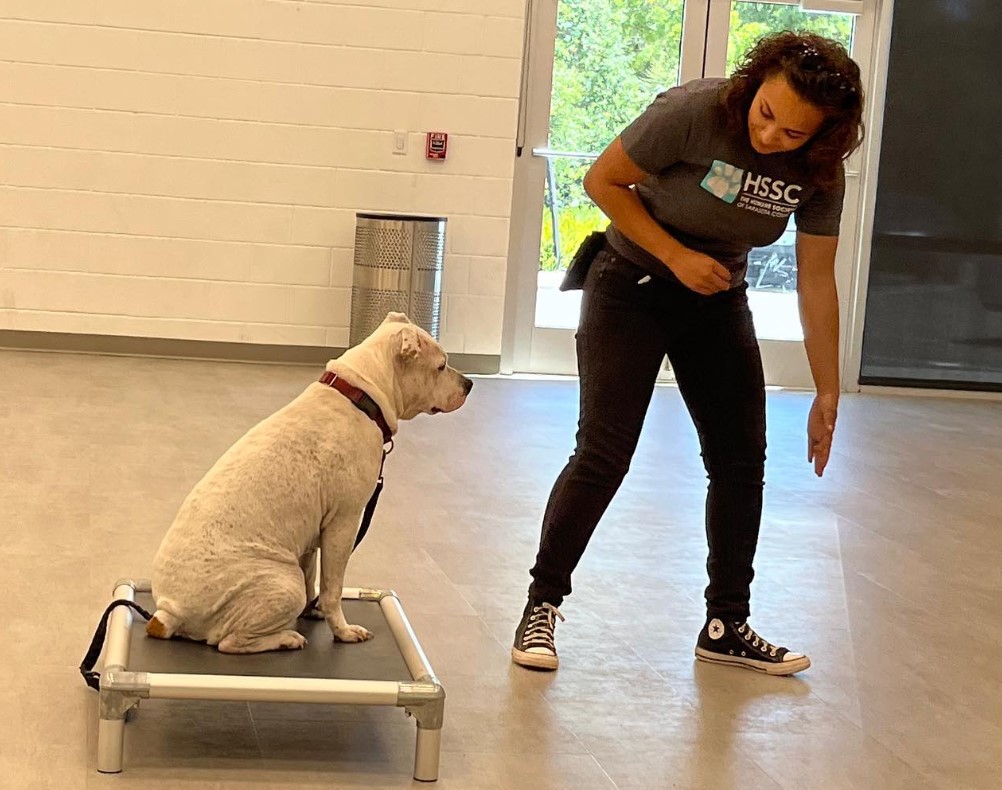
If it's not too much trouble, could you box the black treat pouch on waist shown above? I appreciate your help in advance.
[559,231,606,292]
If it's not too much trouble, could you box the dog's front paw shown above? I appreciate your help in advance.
[333,624,374,643]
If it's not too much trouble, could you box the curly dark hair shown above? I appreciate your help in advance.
[720,31,865,187]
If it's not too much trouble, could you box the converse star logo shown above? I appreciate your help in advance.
[708,618,725,640]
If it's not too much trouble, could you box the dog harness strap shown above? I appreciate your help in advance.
[353,444,390,551]
[318,371,393,444]
[354,473,384,551]
[80,599,154,691]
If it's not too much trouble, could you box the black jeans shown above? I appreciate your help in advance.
[528,246,766,621]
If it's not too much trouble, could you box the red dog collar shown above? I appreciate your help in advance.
[319,371,393,444]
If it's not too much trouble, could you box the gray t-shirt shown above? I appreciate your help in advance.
[604,78,845,286]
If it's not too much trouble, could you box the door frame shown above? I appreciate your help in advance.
[841,0,892,392]
[500,0,558,375]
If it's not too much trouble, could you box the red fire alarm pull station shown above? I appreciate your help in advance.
[426,132,448,160]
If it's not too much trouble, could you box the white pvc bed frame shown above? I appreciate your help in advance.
[95,579,444,782]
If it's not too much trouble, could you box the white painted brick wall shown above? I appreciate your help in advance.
[0,1,523,355]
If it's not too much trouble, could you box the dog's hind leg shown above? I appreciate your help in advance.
[215,568,309,654]
[299,548,325,620]
[218,629,307,654]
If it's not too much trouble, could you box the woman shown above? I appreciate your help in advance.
[512,32,864,676]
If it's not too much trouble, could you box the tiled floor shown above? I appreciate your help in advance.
[2,349,1001,789]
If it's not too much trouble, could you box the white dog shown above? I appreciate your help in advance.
[147,313,472,653]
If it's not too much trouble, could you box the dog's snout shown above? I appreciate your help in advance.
[462,376,473,395]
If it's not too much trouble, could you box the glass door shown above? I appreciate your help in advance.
[503,0,705,375]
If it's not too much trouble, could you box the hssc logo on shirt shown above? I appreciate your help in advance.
[701,160,745,203]
[701,160,803,219]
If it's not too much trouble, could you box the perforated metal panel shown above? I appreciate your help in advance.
[350,214,445,347]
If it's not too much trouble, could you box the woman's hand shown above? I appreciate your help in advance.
[665,249,732,295]
[807,393,838,477]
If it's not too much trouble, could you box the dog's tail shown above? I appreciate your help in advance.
[146,608,182,640]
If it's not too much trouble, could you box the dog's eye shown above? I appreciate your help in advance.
[437,363,446,372]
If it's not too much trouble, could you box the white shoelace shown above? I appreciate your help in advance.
[738,622,780,658]
[523,603,565,650]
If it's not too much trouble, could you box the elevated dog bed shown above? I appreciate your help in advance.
[89,579,444,781]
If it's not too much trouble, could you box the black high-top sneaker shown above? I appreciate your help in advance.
[695,618,811,675]
[511,600,565,670]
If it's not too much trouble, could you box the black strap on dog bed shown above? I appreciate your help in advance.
[80,599,153,691]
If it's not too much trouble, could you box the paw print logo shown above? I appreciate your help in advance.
[700,161,745,204]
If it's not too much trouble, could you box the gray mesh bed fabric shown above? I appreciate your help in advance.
[127,593,411,681]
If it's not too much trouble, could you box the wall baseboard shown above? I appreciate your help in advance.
[0,330,501,374]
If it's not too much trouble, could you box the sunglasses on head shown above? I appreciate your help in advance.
[796,44,858,94]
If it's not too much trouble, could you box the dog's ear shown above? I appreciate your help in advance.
[397,325,423,362]
[384,311,411,325]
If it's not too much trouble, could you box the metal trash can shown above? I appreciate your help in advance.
[349,212,446,347]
